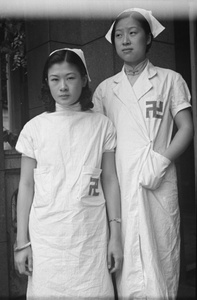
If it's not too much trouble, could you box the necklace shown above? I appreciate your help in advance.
[124,58,148,76]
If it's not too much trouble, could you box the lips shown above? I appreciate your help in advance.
[59,95,69,98]
[122,48,133,53]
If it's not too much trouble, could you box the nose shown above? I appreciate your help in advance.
[122,33,131,45]
[60,79,68,91]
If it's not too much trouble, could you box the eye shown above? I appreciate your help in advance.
[50,78,58,82]
[67,76,75,80]
[129,30,137,35]
[115,32,122,39]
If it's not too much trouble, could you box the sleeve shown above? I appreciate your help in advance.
[171,72,192,118]
[92,83,106,114]
[15,122,36,159]
[103,118,117,153]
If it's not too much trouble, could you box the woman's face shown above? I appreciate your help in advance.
[114,15,151,67]
[48,61,87,108]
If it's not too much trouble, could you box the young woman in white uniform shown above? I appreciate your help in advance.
[93,8,194,300]
[14,48,123,299]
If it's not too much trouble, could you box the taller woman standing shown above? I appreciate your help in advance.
[93,8,194,300]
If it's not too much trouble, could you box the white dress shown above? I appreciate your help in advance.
[16,109,116,299]
[93,61,191,300]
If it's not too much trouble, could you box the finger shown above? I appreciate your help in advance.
[28,255,33,272]
[19,263,32,276]
[110,256,122,273]
[17,262,27,275]
[107,252,112,270]
[23,269,32,276]
[25,264,32,276]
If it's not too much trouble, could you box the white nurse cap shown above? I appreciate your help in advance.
[49,48,91,82]
[105,8,165,43]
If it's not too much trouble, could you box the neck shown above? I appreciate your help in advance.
[55,102,81,112]
[124,58,148,76]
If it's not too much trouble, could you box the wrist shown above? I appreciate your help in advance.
[14,241,31,252]
[109,233,122,243]
[16,238,30,248]
[109,225,121,238]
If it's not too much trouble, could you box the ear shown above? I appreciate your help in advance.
[82,75,88,87]
[146,33,152,46]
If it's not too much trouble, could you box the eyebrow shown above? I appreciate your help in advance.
[115,25,138,31]
[48,72,76,77]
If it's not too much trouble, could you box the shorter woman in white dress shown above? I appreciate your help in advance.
[14,48,123,299]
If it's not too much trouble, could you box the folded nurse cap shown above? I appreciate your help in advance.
[105,7,165,43]
[49,48,91,81]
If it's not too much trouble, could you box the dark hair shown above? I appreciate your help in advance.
[40,49,93,112]
[111,11,153,52]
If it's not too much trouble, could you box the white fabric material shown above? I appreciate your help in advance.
[16,110,116,298]
[93,61,191,299]
[49,48,91,82]
[139,149,171,190]
[105,7,165,43]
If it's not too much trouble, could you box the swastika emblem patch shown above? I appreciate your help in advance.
[89,177,99,196]
[146,101,163,119]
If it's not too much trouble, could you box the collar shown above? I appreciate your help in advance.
[113,60,157,83]
[124,58,148,76]
[112,61,158,101]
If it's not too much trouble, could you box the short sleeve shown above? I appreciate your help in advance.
[103,118,117,153]
[15,122,36,159]
[92,83,105,114]
[171,73,191,118]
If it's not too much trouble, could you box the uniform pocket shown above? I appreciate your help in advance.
[79,165,105,206]
[33,167,52,207]
[139,150,171,190]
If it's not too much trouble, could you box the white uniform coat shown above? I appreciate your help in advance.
[93,61,191,299]
[16,109,116,299]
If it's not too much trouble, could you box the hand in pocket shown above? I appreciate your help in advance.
[139,150,171,190]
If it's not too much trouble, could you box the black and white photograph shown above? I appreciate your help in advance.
[0,0,196,299]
